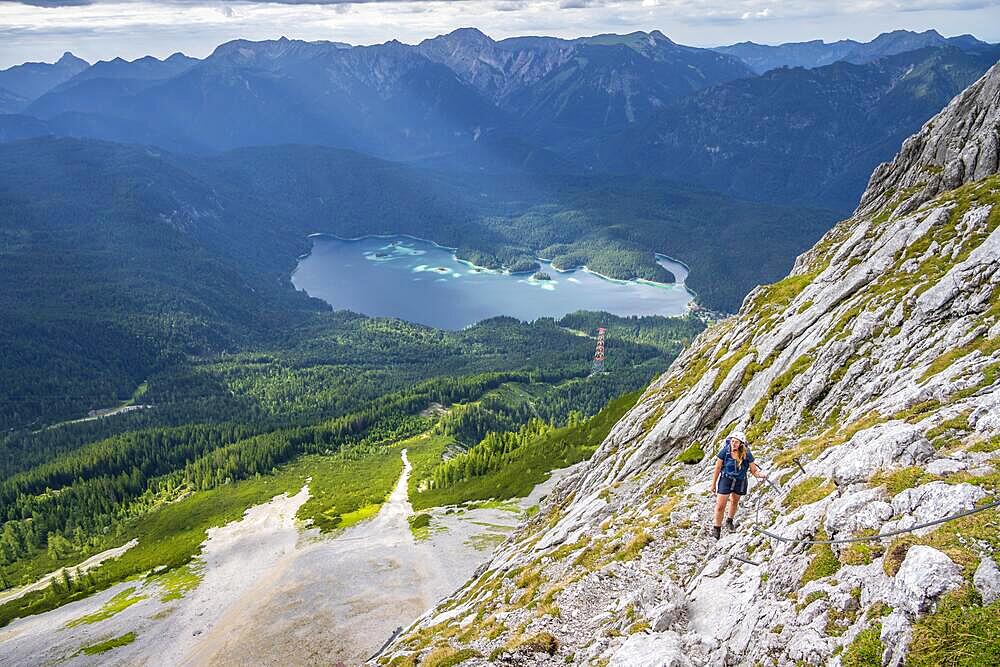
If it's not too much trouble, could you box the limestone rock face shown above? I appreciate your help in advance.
[889,481,986,534]
[880,610,913,667]
[974,556,1000,605]
[812,422,933,484]
[381,57,1000,667]
[858,60,1000,217]
[647,582,687,632]
[609,632,691,667]
[824,487,893,536]
[891,545,963,614]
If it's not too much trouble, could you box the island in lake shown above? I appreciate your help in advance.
[293,236,695,330]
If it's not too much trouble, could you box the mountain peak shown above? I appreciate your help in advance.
[869,28,945,45]
[57,52,87,66]
[449,27,490,39]
[426,27,495,48]
[648,29,674,44]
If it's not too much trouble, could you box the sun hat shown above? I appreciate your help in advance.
[728,429,748,444]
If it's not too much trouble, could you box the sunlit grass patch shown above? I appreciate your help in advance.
[839,532,884,566]
[421,645,481,667]
[870,466,937,494]
[66,587,146,627]
[611,531,652,562]
[79,631,137,655]
[409,512,432,540]
[782,476,835,510]
[676,443,705,464]
[465,532,507,552]
[297,447,404,532]
[473,499,522,513]
[338,503,382,529]
[801,530,840,585]
[149,561,203,602]
[908,588,1000,667]
[841,626,883,667]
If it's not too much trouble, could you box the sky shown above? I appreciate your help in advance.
[1,0,999,69]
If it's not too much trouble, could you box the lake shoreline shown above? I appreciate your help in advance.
[293,234,697,328]
[303,232,698,305]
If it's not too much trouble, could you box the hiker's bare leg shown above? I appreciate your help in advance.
[714,493,728,526]
[727,494,740,518]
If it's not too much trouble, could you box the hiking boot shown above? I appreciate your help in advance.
[713,526,721,540]
[726,517,736,531]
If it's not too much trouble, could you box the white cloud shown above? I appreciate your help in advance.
[740,7,771,20]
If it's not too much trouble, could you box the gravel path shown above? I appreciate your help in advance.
[0,538,138,606]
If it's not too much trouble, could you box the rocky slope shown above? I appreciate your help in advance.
[378,61,1000,667]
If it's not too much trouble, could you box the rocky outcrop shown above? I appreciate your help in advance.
[858,60,1000,217]
[974,556,1000,604]
[379,62,1000,667]
[891,546,963,615]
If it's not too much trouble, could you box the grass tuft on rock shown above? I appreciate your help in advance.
[841,626,883,667]
[516,632,559,655]
[908,588,1000,667]
[782,476,835,510]
[422,646,481,667]
[612,531,652,562]
[801,530,840,585]
[840,533,883,566]
[676,443,705,464]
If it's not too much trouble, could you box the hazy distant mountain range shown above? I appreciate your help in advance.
[714,28,994,73]
[1,28,997,212]
[588,45,1000,209]
[0,51,89,100]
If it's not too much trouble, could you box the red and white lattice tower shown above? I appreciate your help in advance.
[592,327,607,373]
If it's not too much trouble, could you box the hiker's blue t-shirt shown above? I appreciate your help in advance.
[717,441,754,480]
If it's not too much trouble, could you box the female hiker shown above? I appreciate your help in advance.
[711,429,767,539]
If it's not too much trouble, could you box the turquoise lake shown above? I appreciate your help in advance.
[292,235,695,330]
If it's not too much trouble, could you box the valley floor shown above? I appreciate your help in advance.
[0,451,572,666]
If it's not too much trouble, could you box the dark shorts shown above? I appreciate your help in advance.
[717,475,749,496]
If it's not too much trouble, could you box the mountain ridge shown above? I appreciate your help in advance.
[716,28,995,74]
[3,31,996,215]
[0,51,88,101]
[593,44,1000,210]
